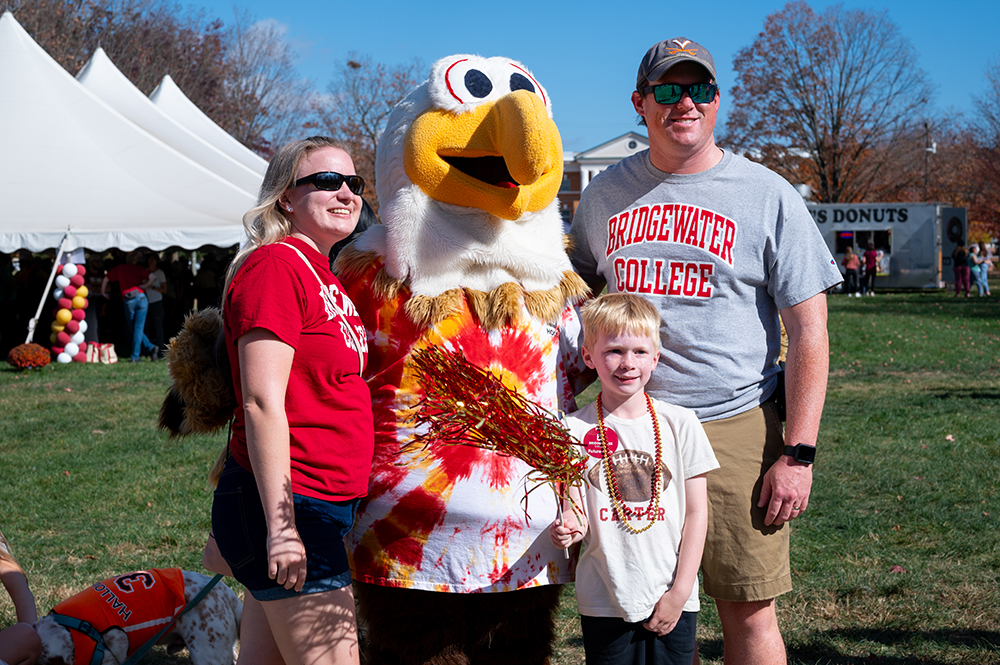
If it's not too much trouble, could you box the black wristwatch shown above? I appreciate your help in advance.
[783,444,816,465]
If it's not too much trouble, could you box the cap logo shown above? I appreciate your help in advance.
[667,39,698,56]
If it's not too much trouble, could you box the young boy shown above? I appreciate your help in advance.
[551,293,718,664]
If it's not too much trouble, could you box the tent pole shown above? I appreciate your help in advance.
[24,233,69,345]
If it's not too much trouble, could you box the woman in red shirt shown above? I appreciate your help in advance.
[212,137,373,665]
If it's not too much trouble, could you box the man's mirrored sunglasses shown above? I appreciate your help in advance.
[641,82,718,105]
[294,171,365,195]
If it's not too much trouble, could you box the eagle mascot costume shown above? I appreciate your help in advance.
[335,54,590,664]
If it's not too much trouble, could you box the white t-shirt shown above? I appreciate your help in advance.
[146,268,166,304]
[566,398,719,622]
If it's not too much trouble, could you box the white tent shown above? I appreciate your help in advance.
[76,47,264,196]
[0,11,253,253]
[150,74,270,176]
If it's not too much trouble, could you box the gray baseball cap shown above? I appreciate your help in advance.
[636,37,717,89]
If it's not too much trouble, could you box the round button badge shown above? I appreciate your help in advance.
[582,426,619,458]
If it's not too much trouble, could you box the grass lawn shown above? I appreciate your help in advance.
[2,288,999,664]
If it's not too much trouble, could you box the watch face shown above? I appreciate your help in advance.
[795,445,816,464]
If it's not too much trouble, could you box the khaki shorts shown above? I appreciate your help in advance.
[701,401,792,602]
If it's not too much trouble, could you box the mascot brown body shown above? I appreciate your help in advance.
[335,55,589,664]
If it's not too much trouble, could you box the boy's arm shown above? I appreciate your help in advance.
[643,474,708,637]
[549,483,589,549]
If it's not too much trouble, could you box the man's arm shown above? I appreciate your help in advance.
[758,291,829,526]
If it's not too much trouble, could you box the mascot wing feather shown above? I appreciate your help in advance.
[341,54,587,329]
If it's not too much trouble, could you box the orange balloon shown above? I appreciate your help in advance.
[55,308,73,324]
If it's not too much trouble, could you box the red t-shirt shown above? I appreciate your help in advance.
[225,237,374,500]
[106,263,150,294]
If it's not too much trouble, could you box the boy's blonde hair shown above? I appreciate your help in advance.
[580,293,661,350]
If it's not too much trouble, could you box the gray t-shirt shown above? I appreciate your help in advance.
[570,150,842,421]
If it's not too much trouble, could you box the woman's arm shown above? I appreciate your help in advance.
[238,329,306,592]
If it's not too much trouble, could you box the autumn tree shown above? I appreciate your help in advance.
[722,1,934,203]
[220,11,317,156]
[968,57,1000,238]
[316,54,423,211]
[4,0,231,123]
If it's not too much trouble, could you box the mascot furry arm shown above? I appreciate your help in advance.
[335,55,591,663]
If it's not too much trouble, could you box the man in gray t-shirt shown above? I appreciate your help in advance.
[569,37,841,664]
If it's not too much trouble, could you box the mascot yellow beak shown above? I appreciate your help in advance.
[403,89,563,221]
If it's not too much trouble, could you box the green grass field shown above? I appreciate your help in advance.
[2,288,999,664]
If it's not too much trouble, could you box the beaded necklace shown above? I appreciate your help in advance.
[596,392,663,535]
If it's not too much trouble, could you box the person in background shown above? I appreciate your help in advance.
[143,253,168,352]
[969,244,991,297]
[101,251,159,362]
[952,243,971,298]
[211,136,373,665]
[861,244,878,296]
[841,246,860,297]
[569,37,841,664]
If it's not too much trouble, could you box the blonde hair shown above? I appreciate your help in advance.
[223,136,352,295]
[0,530,25,573]
[580,293,661,350]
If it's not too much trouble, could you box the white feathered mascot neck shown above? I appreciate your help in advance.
[346,54,582,327]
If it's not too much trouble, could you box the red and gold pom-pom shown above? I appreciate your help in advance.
[409,347,587,502]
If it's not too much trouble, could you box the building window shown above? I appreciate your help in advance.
[560,173,571,192]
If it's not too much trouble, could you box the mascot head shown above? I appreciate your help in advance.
[342,54,586,329]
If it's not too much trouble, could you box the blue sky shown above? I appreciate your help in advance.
[187,0,999,154]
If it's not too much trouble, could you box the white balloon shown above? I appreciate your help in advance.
[78,320,89,334]
[64,342,79,357]
[57,352,72,364]
[62,263,78,277]
[55,275,70,288]
[53,288,64,300]
[71,332,85,345]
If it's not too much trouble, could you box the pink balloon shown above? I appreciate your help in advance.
[71,307,86,320]
[77,342,88,354]
[57,331,71,346]
[76,264,87,277]
[52,345,64,355]
[63,285,77,298]
[65,320,80,334]
[73,351,87,363]
[58,297,73,310]
[70,274,85,287]
[56,264,64,274]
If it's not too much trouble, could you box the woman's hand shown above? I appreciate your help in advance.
[267,525,307,591]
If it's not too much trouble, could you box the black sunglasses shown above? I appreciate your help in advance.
[641,82,718,105]
[294,171,365,195]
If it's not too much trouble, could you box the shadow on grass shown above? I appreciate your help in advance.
[698,628,1000,664]
[928,388,1000,401]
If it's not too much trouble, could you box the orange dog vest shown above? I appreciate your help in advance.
[51,568,186,664]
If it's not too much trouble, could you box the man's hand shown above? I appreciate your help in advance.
[758,456,813,526]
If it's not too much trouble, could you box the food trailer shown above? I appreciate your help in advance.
[806,203,967,289]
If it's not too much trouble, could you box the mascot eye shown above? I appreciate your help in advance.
[464,69,493,98]
[510,73,535,94]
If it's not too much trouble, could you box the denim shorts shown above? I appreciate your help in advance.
[211,456,359,601]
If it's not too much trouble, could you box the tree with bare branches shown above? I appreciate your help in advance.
[722,1,934,203]
[316,54,423,211]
